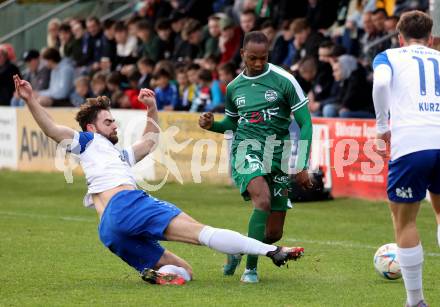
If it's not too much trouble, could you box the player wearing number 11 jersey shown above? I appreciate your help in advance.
[372,10,440,307]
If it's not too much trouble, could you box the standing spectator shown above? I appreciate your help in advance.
[11,49,50,107]
[37,48,74,106]
[0,48,20,105]
[153,68,178,110]
[46,18,61,49]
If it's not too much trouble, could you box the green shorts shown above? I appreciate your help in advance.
[231,153,292,211]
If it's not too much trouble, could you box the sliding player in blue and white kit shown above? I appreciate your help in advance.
[13,75,304,285]
[372,11,440,307]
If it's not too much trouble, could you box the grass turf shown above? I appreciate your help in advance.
[0,171,439,306]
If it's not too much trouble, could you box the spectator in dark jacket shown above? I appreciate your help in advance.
[323,55,374,118]
[0,48,20,105]
[85,16,104,69]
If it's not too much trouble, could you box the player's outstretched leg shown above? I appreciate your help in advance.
[164,213,304,269]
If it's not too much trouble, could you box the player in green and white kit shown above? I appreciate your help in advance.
[199,31,313,283]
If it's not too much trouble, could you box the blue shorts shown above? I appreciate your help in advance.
[388,150,440,203]
[98,190,182,272]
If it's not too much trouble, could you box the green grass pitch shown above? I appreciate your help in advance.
[0,171,439,306]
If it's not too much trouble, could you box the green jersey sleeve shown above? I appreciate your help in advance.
[209,85,238,134]
[284,76,309,114]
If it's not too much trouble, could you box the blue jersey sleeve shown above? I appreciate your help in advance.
[70,131,94,154]
[373,51,393,74]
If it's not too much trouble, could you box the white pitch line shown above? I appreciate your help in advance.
[287,238,440,257]
[0,211,95,223]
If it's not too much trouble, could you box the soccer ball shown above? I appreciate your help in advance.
[373,243,401,280]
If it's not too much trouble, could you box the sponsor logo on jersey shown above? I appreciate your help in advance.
[273,174,289,184]
[236,96,246,108]
[265,90,278,102]
[396,187,413,199]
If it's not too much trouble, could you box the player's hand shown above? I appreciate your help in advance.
[294,170,313,190]
[138,88,157,109]
[13,74,33,102]
[376,131,391,158]
[199,112,214,130]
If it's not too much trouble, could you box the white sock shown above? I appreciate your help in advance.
[158,265,191,281]
[198,226,277,256]
[437,224,440,247]
[397,244,424,306]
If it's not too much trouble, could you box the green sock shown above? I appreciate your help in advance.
[246,209,270,270]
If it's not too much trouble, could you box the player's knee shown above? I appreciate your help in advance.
[252,195,271,211]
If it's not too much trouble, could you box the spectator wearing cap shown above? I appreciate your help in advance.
[37,48,74,107]
[173,19,204,62]
[218,16,241,64]
[11,49,50,107]
[0,48,20,106]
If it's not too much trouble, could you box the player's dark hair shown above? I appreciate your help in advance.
[75,96,111,131]
[397,10,432,40]
[243,31,269,48]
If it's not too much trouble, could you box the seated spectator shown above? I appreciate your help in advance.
[153,68,178,110]
[106,71,122,96]
[260,20,278,59]
[102,19,117,69]
[70,76,91,107]
[85,16,104,69]
[204,14,222,59]
[219,16,241,64]
[71,20,89,67]
[47,18,61,49]
[11,49,50,107]
[190,69,224,112]
[217,62,237,95]
[155,19,174,61]
[283,18,324,68]
[37,48,75,107]
[112,90,131,108]
[173,18,204,62]
[91,72,110,97]
[322,55,374,118]
[270,21,293,66]
[174,66,195,111]
[58,23,76,60]
[137,57,154,89]
[136,20,161,62]
[0,47,20,105]
[114,21,138,67]
[99,57,112,75]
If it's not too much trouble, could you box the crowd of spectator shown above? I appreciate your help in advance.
[0,0,430,118]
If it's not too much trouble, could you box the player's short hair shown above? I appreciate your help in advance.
[397,10,432,40]
[76,96,111,131]
[243,31,269,48]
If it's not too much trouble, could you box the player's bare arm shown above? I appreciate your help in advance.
[13,74,75,143]
[131,88,160,162]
